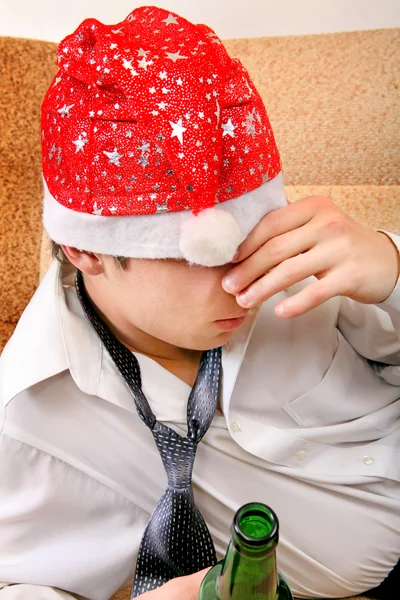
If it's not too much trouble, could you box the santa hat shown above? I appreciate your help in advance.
[41,5,287,266]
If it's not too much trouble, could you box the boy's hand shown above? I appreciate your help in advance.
[138,567,210,599]
[222,196,400,318]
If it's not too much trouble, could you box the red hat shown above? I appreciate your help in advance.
[41,5,287,266]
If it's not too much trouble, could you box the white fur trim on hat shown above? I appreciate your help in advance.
[42,171,288,267]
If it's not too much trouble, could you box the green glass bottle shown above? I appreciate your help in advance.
[198,502,293,600]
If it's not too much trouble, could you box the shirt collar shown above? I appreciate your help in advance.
[1,258,69,407]
[1,258,260,416]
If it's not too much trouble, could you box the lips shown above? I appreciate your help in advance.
[215,312,248,321]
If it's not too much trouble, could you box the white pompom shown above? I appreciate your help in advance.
[179,207,242,266]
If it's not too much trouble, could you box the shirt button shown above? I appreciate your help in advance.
[362,455,374,465]
[231,422,241,433]
[296,450,307,461]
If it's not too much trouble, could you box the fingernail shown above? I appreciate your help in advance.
[237,291,251,307]
[223,273,237,292]
[275,303,286,316]
[232,250,240,262]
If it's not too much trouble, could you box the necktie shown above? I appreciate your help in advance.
[74,269,222,597]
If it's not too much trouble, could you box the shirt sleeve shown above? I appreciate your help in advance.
[337,230,400,385]
[0,585,79,599]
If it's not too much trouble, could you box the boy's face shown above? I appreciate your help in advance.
[82,254,251,352]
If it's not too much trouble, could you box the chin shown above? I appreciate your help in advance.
[178,330,233,352]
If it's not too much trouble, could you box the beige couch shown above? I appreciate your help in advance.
[1,27,399,600]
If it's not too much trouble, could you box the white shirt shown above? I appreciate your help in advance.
[1,232,400,599]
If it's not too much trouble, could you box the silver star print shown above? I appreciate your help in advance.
[246,121,257,138]
[103,148,123,166]
[137,48,149,57]
[222,118,236,137]
[92,201,103,215]
[73,136,88,153]
[156,200,169,212]
[138,141,150,153]
[245,80,254,96]
[58,103,75,117]
[139,155,148,168]
[262,171,270,184]
[163,13,178,25]
[169,118,186,145]
[109,206,118,214]
[166,50,188,62]
[49,143,57,159]
[214,99,221,122]
[246,111,255,123]
[122,58,133,69]
[138,57,153,70]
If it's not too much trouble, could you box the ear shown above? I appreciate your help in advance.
[61,245,105,275]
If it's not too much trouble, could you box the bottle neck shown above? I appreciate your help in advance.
[218,539,279,600]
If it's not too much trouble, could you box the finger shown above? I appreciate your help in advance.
[274,270,345,318]
[222,221,318,294]
[232,196,326,263]
[236,245,335,308]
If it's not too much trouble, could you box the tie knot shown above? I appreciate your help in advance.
[153,424,197,489]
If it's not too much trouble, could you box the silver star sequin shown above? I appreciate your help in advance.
[58,103,75,117]
[163,14,178,25]
[166,50,188,62]
[49,143,57,159]
[156,200,169,212]
[138,57,154,70]
[92,201,103,215]
[103,148,123,166]
[169,118,186,145]
[138,141,150,153]
[122,58,133,69]
[222,118,236,138]
[73,136,88,153]
[214,99,221,123]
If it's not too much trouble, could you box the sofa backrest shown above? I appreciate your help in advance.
[0,29,399,351]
